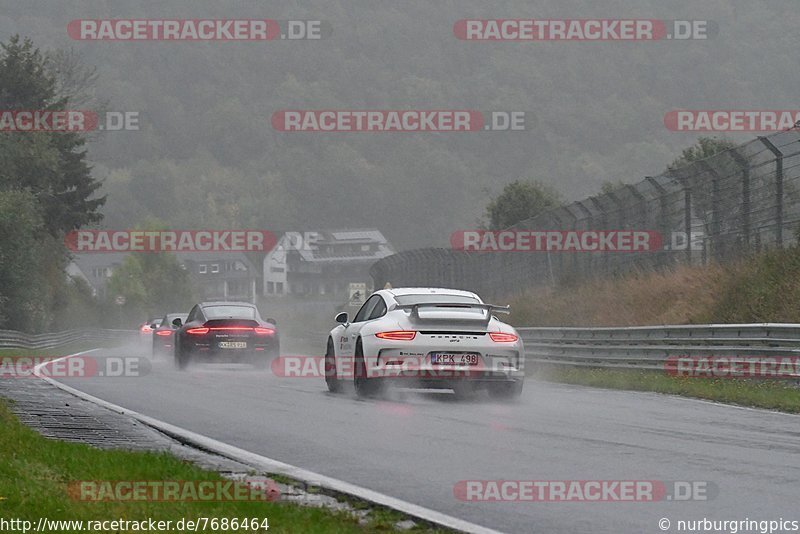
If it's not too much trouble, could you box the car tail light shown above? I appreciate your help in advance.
[254,327,275,335]
[186,327,210,335]
[489,332,518,343]
[155,330,172,337]
[209,326,254,332]
[375,331,416,341]
[140,325,152,333]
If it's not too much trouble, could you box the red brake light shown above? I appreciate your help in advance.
[186,327,210,335]
[375,331,416,341]
[140,325,152,332]
[155,330,172,336]
[489,332,518,343]
[254,327,275,335]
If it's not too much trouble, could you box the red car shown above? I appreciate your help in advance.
[139,317,162,344]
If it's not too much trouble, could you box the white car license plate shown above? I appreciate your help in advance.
[431,353,479,365]
[218,341,247,349]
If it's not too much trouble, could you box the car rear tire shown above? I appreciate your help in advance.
[354,339,380,398]
[325,338,342,393]
[452,381,476,400]
[252,353,268,369]
[488,380,523,400]
[174,339,190,371]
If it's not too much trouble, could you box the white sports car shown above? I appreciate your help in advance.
[324,287,524,399]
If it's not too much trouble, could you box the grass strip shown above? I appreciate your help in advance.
[537,366,800,413]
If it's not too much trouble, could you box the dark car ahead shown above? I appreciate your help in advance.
[151,313,188,357]
[173,302,279,370]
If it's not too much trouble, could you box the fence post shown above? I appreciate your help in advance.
[759,136,784,248]
[698,161,722,262]
[625,184,649,270]
[575,201,594,277]
[645,176,669,267]
[670,171,694,265]
[547,210,569,281]
[604,190,626,275]
[588,197,609,274]
[729,149,751,251]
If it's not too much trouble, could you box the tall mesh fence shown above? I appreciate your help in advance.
[371,130,800,300]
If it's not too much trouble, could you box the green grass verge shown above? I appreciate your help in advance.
[0,399,439,533]
[0,337,130,359]
[537,367,800,413]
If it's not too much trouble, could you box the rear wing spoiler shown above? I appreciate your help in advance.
[394,302,510,324]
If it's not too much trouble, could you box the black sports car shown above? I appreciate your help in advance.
[151,313,188,357]
[172,302,279,369]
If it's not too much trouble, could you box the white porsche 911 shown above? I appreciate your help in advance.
[324,287,524,399]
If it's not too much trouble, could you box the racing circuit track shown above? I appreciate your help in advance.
[52,340,800,534]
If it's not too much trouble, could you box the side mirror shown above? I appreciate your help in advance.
[172,318,183,327]
[335,312,348,324]
[266,317,277,326]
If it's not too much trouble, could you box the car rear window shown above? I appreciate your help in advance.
[202,305,256,320]
[394,295,480,305]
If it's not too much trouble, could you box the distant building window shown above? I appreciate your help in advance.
[276,282,284,293]
[199,264,207,274]
[361,245,370,251]
[270,266,284,273]
[211,264,220,274]
[267,282,274,294]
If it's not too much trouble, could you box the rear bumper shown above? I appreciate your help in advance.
[184,350,266,363]
[363,334,524,377]
[182,339,279,361]
[379,371,523,391]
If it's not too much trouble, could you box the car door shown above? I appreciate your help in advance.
[339,294,382,355]
[179,305,203,345]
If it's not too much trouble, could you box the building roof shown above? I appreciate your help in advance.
[283,228,394,263]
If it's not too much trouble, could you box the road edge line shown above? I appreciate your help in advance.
[33,351,504,534]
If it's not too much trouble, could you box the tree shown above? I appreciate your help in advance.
[106,222,195,322]
[0,35,104,236]
[0,190,48,331]
[0,36,106,331]
[667,136,741,260]
[668,136,737,170]
[484,180,562,230]
[600,180,628,195]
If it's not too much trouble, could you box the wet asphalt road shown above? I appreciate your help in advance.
[56,342,800,534]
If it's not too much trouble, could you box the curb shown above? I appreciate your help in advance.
[34,350,504,534]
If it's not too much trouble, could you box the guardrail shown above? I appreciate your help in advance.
[0,328,138,350]
[518,323,800,375]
